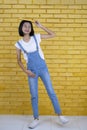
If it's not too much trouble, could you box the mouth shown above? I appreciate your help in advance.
[25,30,29,33]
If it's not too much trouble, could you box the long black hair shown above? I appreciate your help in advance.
[18,20,34,36]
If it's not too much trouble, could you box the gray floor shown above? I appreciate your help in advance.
[0,115,87,130]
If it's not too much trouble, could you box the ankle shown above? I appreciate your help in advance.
[57,113,62,116]
[34,118,39,120]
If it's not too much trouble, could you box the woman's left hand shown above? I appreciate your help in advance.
[34,21,42,28]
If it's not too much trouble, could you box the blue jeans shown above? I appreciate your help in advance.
[28,67,62,119]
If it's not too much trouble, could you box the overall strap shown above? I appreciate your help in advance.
[33,35,39,51]
[17,41,28,54]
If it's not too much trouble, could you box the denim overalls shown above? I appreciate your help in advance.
[17,35,61,119]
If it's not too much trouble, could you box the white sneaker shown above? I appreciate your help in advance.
[58,116,69,124]
[28,119,39,129]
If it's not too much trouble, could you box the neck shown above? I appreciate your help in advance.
[23,34,30,42]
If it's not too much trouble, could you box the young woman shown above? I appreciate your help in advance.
[15,20,69,129]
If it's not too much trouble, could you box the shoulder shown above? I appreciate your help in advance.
[34,33,41,43]
[15,39,22,50]
[34,33,40,37]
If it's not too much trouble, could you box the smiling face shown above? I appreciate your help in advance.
[19,20,34,36]
[22,22,31,35]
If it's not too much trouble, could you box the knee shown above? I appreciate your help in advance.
[47,88,56,96]
[48,92,56,98]
[31,95,38,101]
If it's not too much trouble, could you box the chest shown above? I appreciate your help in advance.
[22,39,37,52]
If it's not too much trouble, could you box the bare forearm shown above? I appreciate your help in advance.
[17,60,36,77]
[17,60,27,73]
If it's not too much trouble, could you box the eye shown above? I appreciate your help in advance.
[23,24,27,28]
[28,25,31,28]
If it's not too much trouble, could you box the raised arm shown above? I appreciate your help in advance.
[34,21,56,39]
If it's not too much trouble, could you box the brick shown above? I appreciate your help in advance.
[80,86,87,90]
[0,23,11,27]
[0,0,3,3]
[47,0,60,4]
[4,0,18,4]
[75,10,87,14]
[26,5,39,9]
[4,18,18,22]
[47,19,60,23]
[25,14,39,18]
[68,14,81,18]
[54,23,67,27]
[74,72,87,77]
[33,9,46,13]
[67,32,80,36]
[67,50,80,54]
[60,19,74,23]
[0,9,3,13]
[54,5,68,9]
[82,15,87,18]
[68,59,80,64]
[40,5,55,9]
[18,0,32,4]
[0,19,3,22]
[0,4,11,8]
[68,5,81,9]
[61,0,74,4]
[60,28,74,32]
[59,36,73,41]
[74,36,87,41]
[47,9,60,13]
[12,14,25,18]
[75,0,87,4]
[33,0,46,4]
[0,14,11,18]
[81,50,87,54]
[68,23,81,27]
[0,32,10,36]
[12,5,25,8]
[75,28,87,32]
[18,9,32,13]
[40,14,53,18]
[61,9,74,13]
[82,5,87,9]
[4,9,18,13]
[56,32,67,37]
[58,72,73,76]
[54,14,67,18]
[75,19,87,23]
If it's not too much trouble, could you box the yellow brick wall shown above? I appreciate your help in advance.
[0,0,87,115]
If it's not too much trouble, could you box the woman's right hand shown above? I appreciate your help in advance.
[25,69,36,78]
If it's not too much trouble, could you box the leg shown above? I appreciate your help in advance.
[28,75,39,119]
[39,67,62,115]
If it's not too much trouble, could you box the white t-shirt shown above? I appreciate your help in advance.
[15,34,45,63]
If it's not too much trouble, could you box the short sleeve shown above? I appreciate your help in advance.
[15,42,21,50]
[35,34,41,43]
